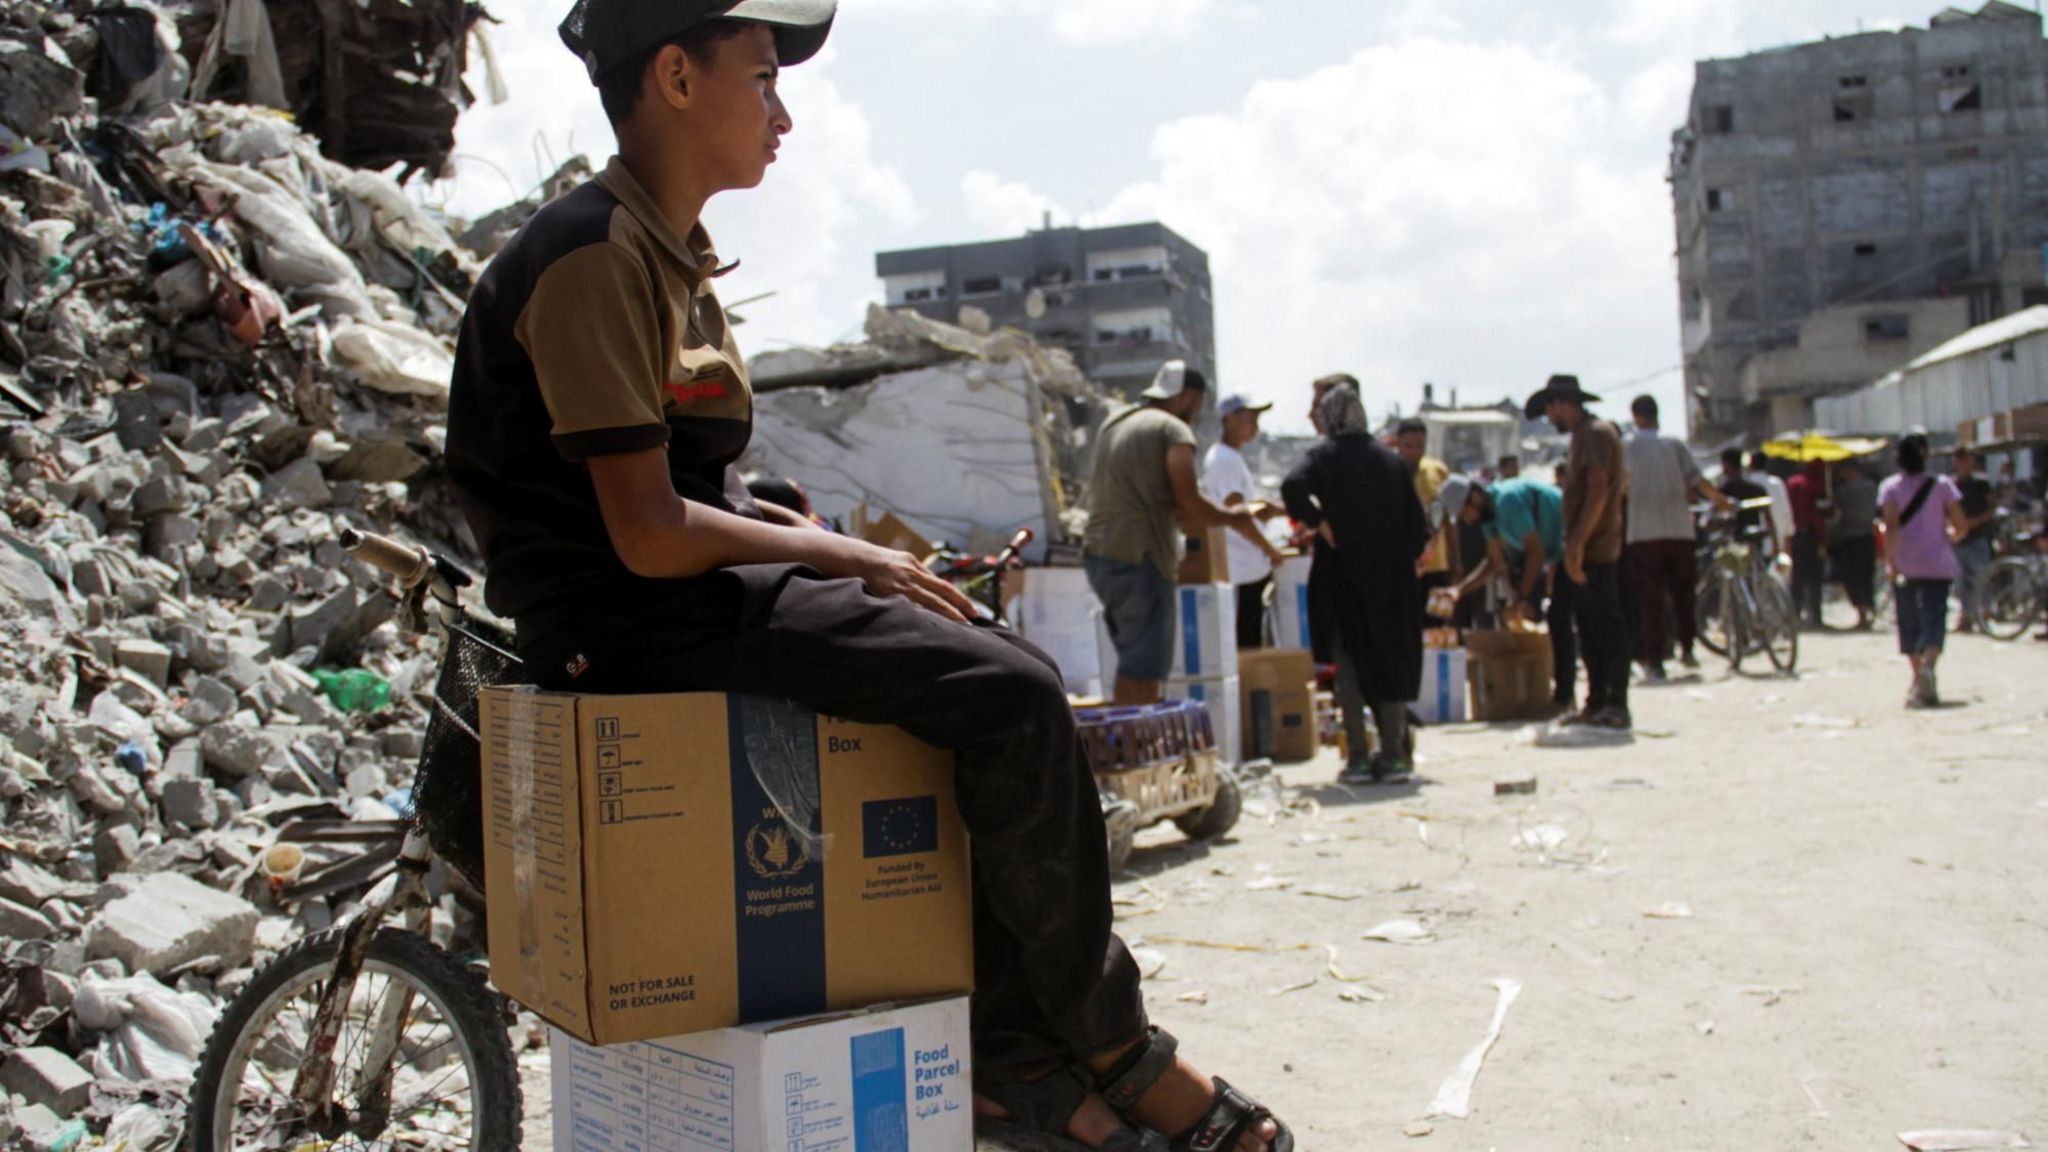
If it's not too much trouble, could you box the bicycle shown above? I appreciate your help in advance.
[1976,533,2047,641]
[187,528,526,1151]
[1695,499,1799,674]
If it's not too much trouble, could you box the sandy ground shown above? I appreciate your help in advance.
[521,622,2048,1150]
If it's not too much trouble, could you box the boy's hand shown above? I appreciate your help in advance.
[823,538,978,623]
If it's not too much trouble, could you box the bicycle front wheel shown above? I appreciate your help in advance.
[1978,557,2043,641]
[188,927,520,1151]
[1758,575,1800,673]
[1723,574,1749,673]
[1696,567,1731,657]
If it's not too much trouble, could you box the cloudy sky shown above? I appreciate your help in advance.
[429,0,1925,435]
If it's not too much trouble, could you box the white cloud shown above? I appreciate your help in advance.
[1385,0,1466,40]
[960,169,1061,237]
[1048,0,1217,44]
[854,0,1217,43]
[1074,36,1679,430]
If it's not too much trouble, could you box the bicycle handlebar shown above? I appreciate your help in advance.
[339,528,434,589]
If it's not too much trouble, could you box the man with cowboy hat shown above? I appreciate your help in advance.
[1525,374,1633,729]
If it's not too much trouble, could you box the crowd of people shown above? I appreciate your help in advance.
[1084,361,2048,797]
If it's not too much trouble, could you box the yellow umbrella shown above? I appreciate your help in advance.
[1761,432,1887,463]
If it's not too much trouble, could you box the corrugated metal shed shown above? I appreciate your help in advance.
[1815,306,2048,434]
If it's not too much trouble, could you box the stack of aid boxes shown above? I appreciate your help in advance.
[1095,582,1241,766]
[1001,566,1107,697]
[480,686,976,1151]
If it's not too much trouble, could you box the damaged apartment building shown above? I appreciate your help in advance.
[1672,1,2048,443]
[875,219,1217,400]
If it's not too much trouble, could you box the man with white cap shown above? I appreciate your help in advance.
[1203,394,1291,650]
[1086,362,1271,706]
[446,6,1291,1147]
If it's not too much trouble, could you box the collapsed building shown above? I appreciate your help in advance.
[746,305,1115,562]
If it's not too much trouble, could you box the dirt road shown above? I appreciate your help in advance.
[524,627,2048,1149]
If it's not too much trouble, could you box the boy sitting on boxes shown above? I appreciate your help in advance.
[443,3,1289,1150]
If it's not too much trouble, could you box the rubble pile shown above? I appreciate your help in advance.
[0,5,513,1147]
[748,304,1116,558]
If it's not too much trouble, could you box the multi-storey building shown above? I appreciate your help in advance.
[1671,1,2048,442]
[875,220,1216,399]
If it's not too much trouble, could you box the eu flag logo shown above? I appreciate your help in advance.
[863,796,940,858]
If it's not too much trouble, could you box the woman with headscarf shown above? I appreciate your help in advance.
[1281,380,1430,784]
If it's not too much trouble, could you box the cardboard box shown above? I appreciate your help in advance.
[1177,527,1231,586]
[1465,631,1555,721]
[552,996,973,1152]
[1418,648,1470,724]
[1273,555,1313,652]
[1091,584,1237,683]
[1001,568,1105,695]
[1166,676,1242,767]
[1238,649,1316,762]
[853,508,935,561]
[482,687,974,1046]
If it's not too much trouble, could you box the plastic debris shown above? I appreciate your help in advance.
[1514,824,1572,853]
[1530,721,1635,748]
[1404,1121,1436,1138]
[1494,776,1538,796]
[1645,902,1695,920]
[1176,990,1210,1005]
[1426,978,1523,1120]
[1362,919,1437,945]
[1131,947,1169,979]
[312,667,393,713]
[1897,1133,2032,1151]
[1146,936,1315,955]
[1300,884,1362,902]
[73,972,219,1084]
[1793,713,1859,730]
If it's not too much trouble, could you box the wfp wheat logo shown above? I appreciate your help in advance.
[744,820,810,879]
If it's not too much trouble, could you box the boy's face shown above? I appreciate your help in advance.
[1397,431,1426,464]
[660,24,791,192]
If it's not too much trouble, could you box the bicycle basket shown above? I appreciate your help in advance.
[409,615,524,893]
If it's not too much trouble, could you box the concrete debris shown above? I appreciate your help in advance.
[0,8,520,1142]
[747,304,1116,560]
[0,1046,94,1116]
[86,871,259,975]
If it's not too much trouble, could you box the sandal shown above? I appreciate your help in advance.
[979,1065,1168,1152]
[1096,1028,1296,1152]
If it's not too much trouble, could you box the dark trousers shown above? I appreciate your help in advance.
[1236,576,1270,651]
[1555,562,1630,713]
[1628,539,1698,666]
[1833,534,1877,610]
[517,571,1146,1077]
[1792,531,1824,624]
[1538,569,1578,706]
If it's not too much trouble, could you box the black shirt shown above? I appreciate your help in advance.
[446,159,761,622]
[1721,475,1769,537]
[1957,476,1994,544]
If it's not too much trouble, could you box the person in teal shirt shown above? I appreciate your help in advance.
[1437,475,1576,713]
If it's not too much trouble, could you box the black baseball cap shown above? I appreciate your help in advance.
[560,0,838,82]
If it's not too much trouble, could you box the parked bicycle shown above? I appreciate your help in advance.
[930,525,1037,621]
[1975,532,2048,641]
[1695,498,1799,674]
[187,528,525,1151]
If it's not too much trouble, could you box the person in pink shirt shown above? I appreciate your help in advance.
[1879,434,1972,708]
